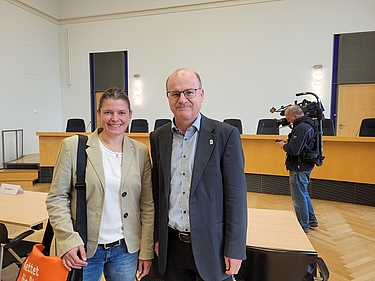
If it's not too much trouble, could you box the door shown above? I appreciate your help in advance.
[89,51,128,131]
[336,84,375,136]
[94,91,104,129]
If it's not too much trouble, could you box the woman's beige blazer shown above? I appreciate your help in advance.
[45,129,154,260]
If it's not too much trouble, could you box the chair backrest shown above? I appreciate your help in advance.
[322,119,336,136]
[223,119,243,134]
[256,119,279,135]
[1,223,35,271]
[66,118,86,132]
[154,119,171,130]
[130,119,149,133]
[359,118,375,137]
[0,223,8,243]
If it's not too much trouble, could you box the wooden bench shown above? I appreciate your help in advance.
[0,169,39,188]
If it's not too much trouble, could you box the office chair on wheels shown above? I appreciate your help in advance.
[1,220,56,281]
[0,223,36,280]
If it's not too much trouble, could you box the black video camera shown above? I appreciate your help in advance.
[270,92,325,166]
[270,92,324,128]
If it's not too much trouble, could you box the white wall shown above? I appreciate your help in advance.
[1,0,375,166]
[0,0,61,166]
[58,0,232,20]
[59,0,375,135]
[17,0,59,19]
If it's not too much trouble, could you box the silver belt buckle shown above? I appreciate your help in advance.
[178,232,191,243]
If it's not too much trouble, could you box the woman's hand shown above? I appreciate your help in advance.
[62,245,88,270]
[137,259,152,280]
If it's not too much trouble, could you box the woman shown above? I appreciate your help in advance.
[46,87,154,281]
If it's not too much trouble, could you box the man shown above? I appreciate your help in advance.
[275,105,319,234]
[150,68,247,281]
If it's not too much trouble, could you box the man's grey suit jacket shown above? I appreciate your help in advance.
[150,114,247,280]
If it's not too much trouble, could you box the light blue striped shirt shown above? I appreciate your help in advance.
[168,114,201,232]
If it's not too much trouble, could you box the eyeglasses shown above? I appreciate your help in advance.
[166,88,201,100]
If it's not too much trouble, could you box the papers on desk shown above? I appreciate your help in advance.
[0,183,24,195]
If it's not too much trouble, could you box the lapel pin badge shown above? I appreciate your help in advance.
[209,139,214,145]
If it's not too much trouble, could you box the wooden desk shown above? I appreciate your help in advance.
[36,132,149,167]
[241,134,375,184]
[246,208,315,252]
[0,191,48,230]
[37,132,375,185]
[240,208,317,281]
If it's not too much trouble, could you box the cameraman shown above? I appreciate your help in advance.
[275,105,318,234]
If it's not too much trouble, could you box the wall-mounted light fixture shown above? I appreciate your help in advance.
[133,74,141,105]
[313,64,322,97]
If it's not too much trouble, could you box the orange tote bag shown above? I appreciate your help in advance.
[16,243,69,281]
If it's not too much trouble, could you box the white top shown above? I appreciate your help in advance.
[98,140,124,244]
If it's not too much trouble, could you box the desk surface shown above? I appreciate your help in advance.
[37,132,375,184]
[0,191,48,229]
[241,134,375,184]
[247,208,315,252]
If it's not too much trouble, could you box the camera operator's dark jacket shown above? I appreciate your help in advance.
[283,115,315,171]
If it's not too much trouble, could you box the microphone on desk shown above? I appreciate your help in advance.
[85,121,92,132]
[258,123,265,134]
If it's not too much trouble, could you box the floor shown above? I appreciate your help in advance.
[2,183,375,281]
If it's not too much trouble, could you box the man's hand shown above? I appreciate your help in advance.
[275,139,286,149]
[224,256,242,275]
[154,241,159,256]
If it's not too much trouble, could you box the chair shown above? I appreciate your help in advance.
[66,118,86,132]
[256,119,279,135]
[322,119,336,136]
[239,246,329,281]
[0,223,36,279]
[359,118,375,137]
[130,119,149,133]
[154,119,172,130]
[223,119,243,134]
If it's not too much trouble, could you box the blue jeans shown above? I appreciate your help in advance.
[289,170,317,229]
[83,243,138,281]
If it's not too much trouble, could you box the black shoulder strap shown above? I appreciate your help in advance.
[303,118,319,132]
[42,134,88,256]
[297,119,318,163]
[65,135,88,281]
[299,118,325,166]
[307,127,318,149]
[300,118,318,149]
[41,220,54,255]
[75,134,88,246]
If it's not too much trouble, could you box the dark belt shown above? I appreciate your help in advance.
[99,238,125,249]
[169,227,191,243]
